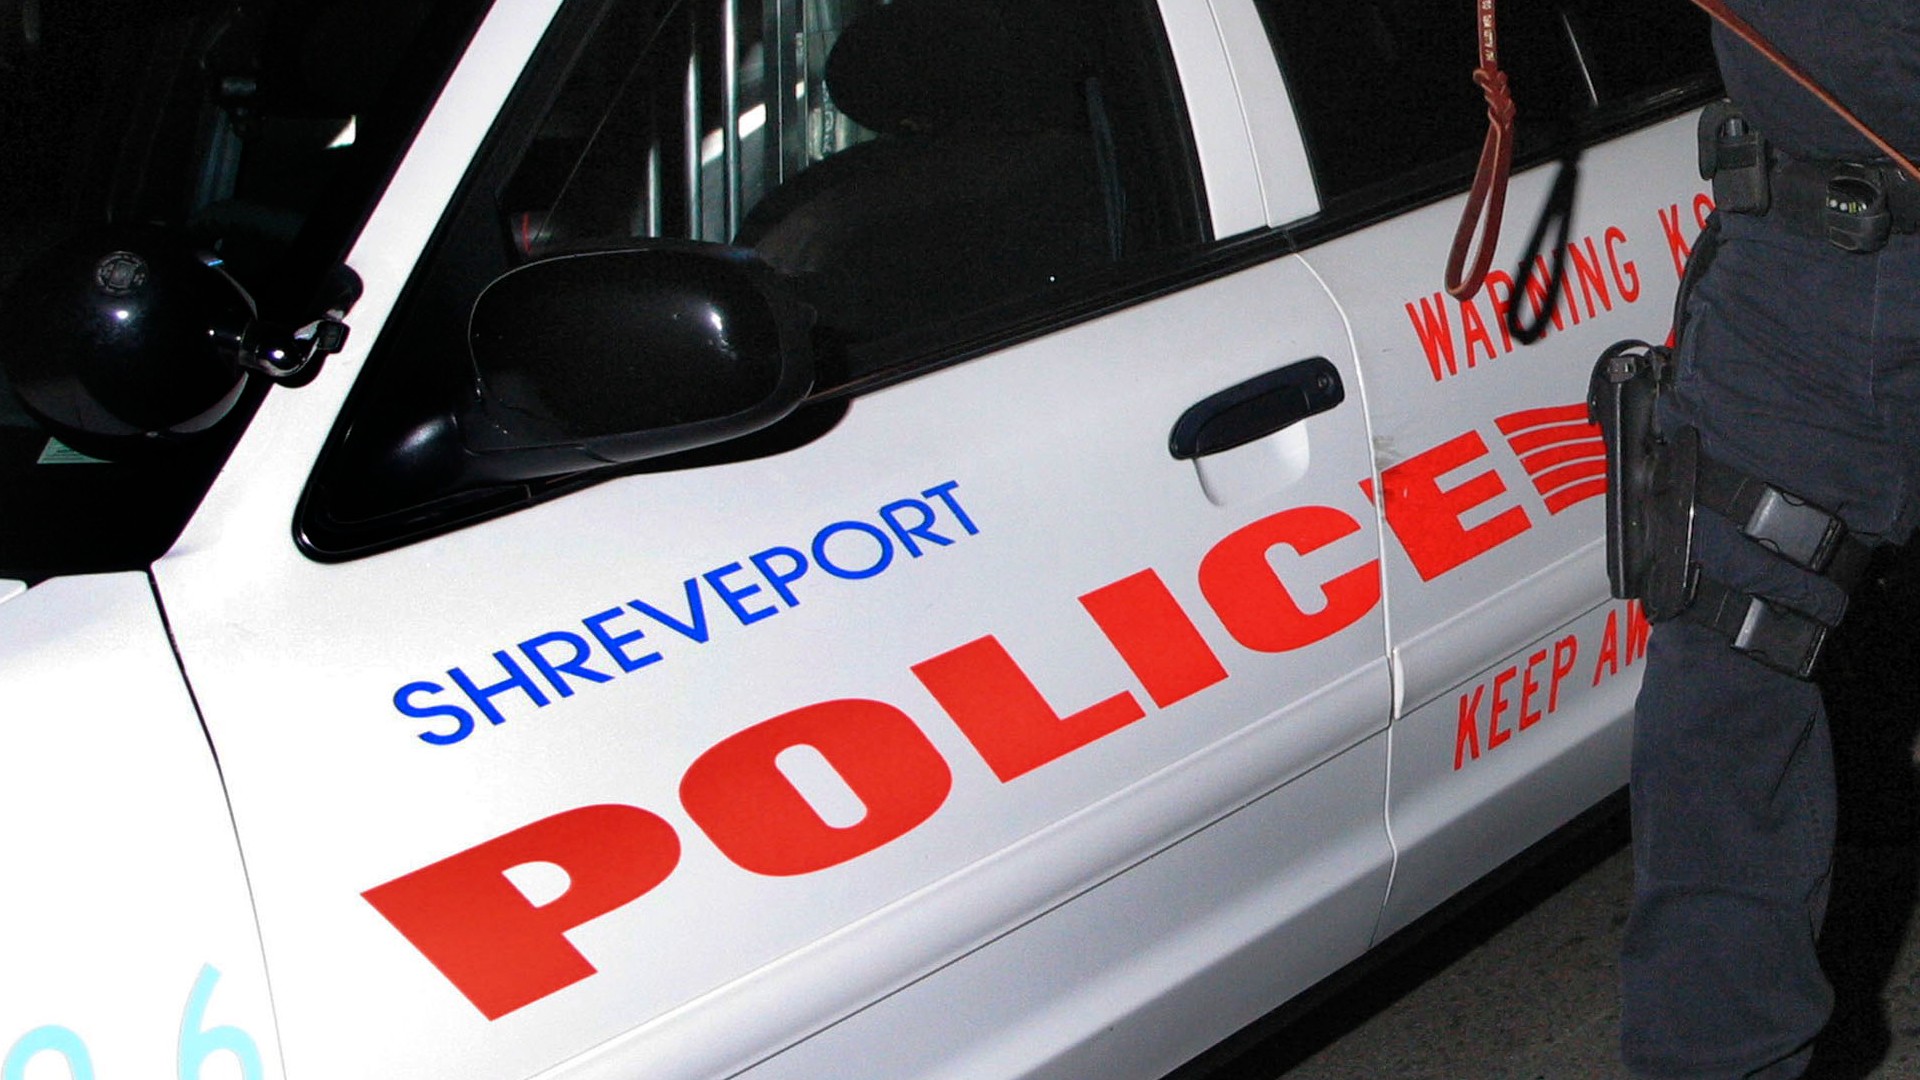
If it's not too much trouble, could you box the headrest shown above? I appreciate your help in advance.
[824,0,1088,136]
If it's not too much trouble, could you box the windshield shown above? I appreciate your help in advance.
[0,0,488,583]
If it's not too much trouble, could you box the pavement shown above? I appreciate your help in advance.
[1194,548,1920,1080]
[1263,829,1920,1079]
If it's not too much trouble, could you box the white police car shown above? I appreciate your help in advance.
[0,0,1718,1076]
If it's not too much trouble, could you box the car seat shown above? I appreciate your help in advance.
[734,0,1121,356]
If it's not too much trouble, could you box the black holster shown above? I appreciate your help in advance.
[1588,339,1698,621]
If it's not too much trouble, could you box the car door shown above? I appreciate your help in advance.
[1238,0,1721,936]
[149,1,1395,1078]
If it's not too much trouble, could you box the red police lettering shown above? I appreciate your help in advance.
[1381,431,1532,581]
[1484,270,1520,355]
[367,499,1386,1016]
[1459,296,1500,370]
[1658,197,1714,282]
[1406,221,1646,380]
[1519,254,1580,335]
[680,699,952,876]
[1079,569,1229,708]
[1592,601,1652,684]
[1517,649,1548,730]
[913,636,1146,783]
[1487,666,1517,750]
[1454,632,1581,770]
[1407,293,1464,381]
[1198,506,1380,654]
[361,804,681,1019]
[1455,685,1486,770]
[1548,635,1579,713]
[1605,226,1642,304]
[1567,236,1616,320]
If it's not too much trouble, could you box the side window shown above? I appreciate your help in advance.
[1255,0,1715,209]
[496,0,1202,374]
[1558,0,1720,106]
[301,0,1204,555]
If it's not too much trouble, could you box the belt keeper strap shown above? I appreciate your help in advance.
[1694,454,1869,585]
[1684,576,1830,679]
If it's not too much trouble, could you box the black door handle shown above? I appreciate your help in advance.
[1169,357,1345,460]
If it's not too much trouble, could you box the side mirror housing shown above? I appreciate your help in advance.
[464,244,814,471]
[299,244,820,558]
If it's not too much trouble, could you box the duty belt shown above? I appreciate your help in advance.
[1695,453,1871,587]
[1683,576,1830,680]
[1766,156,1920,252]
[1684,452,1868,679]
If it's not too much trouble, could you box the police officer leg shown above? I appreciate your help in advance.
[1617,211,1881,1079]
[1622,612,1835,1079]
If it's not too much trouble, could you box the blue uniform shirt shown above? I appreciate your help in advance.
[1715,0,1920,163]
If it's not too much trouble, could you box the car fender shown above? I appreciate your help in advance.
[0,574,282,1080]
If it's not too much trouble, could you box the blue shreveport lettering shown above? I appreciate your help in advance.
[394,481,982,745]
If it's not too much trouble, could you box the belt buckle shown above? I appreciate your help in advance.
[1733,597,1828,679]
[1826,164,1891,252]
[1743,485,1844,571]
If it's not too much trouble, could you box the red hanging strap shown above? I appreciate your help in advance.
[1444,0,1916,301]
[1444,0,1515,301]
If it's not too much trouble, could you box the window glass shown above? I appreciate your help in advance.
[497,0,1203,367]
[1559,0,1720,106]
[1256,0,1715,207]
[300,0,1203,553]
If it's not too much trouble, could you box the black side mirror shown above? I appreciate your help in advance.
[464,244,814,470]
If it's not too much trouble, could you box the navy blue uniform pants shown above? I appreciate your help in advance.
[1620,212,1920,1078]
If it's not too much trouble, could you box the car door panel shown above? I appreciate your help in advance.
[1295,115,1712,935]
[153,19,1397,1052]
[734,730,1392,1080]
[1208,0,1717,949]
[1,0,1740,1073]
[0,0,1741,1076]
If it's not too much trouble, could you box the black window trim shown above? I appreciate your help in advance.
[1279,74,1722,254]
